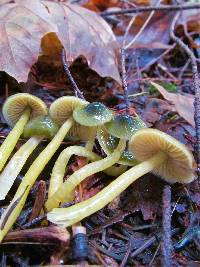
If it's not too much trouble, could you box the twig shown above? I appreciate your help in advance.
[61,48,85,100]
[170,12,200,179]
[119,240,132,267]
[2,226,70,246]
[22,214,46,229]
[101,4,200,17]
[121,0,161,110]
[124,0,161,50]
[131,228,178,258]
[121,48,130,114]
[149,243,161,266]
[162,185,172,267]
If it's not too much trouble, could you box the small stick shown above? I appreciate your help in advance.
[101,3,200,17]
[162,185,172,267]
[61,48,85,100]
[22,214,46,229]
[2,226,70,246]
[131,229,178,258]
[119,240,132,267]
[121,48,130,114]
[170,12,200,179]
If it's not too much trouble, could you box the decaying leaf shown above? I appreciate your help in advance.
[0,0,57,82]
[42,1,121,83]
[0,0,120,83]
[150,82,195,127]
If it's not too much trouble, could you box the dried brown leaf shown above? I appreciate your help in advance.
[151,82,195,127]
[0,0,57,82]
[0,0,120,84]
[42,1,121,83]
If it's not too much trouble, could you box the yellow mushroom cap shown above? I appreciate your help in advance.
[129,128,196,184]
[3,93,48,127]
[49,96,89,125]
[50,96,95,141]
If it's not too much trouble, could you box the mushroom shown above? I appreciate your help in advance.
[0,96,91,241]
[0,93,47,172]
[47,101,109,198]
[46,102,126,210]
[97,115,146,166]
[0,115,59,200]
[47,128,196,227]
[45,110,145,211]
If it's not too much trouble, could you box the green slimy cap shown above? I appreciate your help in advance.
[73,102,113,127]
[105,114,146,140]
[97,127,137,166]
[23,115,59,139]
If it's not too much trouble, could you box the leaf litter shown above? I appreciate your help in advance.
[0,0,199,266]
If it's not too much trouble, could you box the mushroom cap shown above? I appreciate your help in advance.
[73,102,113,126]
[129,128,196,183]
[49,96,88,125]
[3,93,48,127]
[105,115,147,140]
[23,115,59,139]
[97,127,137,166]
[50,96,95,141]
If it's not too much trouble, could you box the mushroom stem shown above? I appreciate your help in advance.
[0,136,43,200]
[48,145,128,199]
[0,117,74,242]
[47,151,166,226]
[48,146,100,198]
[45,139,126,211]
[0,108,30,171]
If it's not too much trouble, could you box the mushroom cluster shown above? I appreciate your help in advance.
[0,93,196,242]
[47,128,196,227]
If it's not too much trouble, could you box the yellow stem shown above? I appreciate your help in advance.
[0,136,43,200]
[47,151,166,227]
[48,146,100,198]
[45,139,126,211]
[0,118,74,242]
[85,130,96,152]
[0,108,30,172]
[48,146,128,199]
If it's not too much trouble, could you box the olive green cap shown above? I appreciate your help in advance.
[73,102,113,127]
[105,114,146,140]
[23,116,59,139]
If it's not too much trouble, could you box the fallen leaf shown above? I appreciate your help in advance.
[0,0,121,84]
[0,0,57,82]
[42,1,121,83]
[142,98,173,126]
[150,82,195,127]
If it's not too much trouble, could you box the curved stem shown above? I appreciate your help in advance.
[0,108,30,172]
[0,117,74,242]
[0,136,43,200]
[47,151,166,227]
[48,146,128,199]
[48,146,100,198]
[45,139,126,211]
